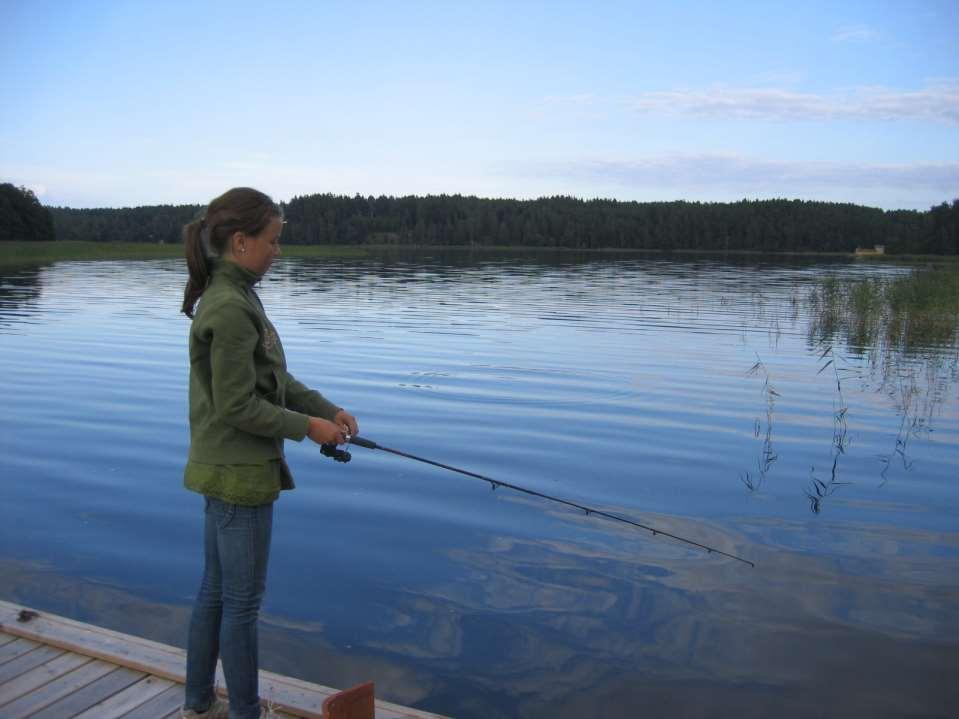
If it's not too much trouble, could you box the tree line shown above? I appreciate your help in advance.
[277,194,958,255]
[4,183,958,254]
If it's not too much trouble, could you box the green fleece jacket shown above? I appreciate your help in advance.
[184,259,340,504]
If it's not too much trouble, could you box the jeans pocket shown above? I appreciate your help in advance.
[207,497,237,529]
[217,503,237,530]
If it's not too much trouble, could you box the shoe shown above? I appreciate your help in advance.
[181,697,229,718]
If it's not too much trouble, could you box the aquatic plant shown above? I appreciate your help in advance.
[805,345,853,513]
[807,266,959,487]
[808,266,959,354]
[742,355,779,492]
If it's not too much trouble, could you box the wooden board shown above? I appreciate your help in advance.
[0,602,188,681]
[0,644,65,684]
[0,650,91,707]
[73,674,176,718]
[33,666,145,719]
[0,658,116,718]
[0,637,41,665]
[120,683,187,719]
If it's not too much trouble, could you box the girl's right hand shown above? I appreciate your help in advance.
[307,417,347,446]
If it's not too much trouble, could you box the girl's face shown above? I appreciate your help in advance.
[234,215,283,276]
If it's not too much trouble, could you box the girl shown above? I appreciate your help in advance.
[180,187,357,718]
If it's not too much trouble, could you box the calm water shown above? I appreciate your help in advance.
[1,251,957,718]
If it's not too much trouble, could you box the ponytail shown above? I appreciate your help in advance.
[180,187,281,319]
[181,218,210,318]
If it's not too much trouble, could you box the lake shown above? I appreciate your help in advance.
[1,250,957,718]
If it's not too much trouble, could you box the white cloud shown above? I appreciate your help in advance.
[540,153,959,192]
[542,82,959,124]
[621,83,959,124]
[832,24,880,43]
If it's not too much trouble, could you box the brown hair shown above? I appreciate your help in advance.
[181,187,282,317]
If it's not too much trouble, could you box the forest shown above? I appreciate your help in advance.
[4,184,958,255]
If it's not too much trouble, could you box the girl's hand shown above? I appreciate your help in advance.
[334,409,359,437]
[307,417,347,446]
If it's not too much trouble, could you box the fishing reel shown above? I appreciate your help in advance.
[321,443,352,463]
[321,430,354,463]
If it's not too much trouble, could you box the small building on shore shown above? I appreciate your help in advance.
[854,244,885,256]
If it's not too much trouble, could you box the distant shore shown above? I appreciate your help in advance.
[1,240,957,268]
[0,241,371,267]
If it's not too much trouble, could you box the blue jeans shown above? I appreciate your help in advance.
[185,497,273,719]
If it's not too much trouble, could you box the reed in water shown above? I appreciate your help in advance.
[808,265,959,353]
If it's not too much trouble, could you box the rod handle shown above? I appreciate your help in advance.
[349,435,378,450]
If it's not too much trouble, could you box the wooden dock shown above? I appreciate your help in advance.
[0,600,449,719]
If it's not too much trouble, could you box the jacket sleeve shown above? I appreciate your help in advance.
[207,302,310,441]
[280,368,341,422]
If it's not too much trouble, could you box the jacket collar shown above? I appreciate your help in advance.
[212,259,260,288]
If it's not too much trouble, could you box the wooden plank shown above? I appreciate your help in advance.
[121,683,185,719]
[0,632,19,648]
[73,673,175,718]
[0,644,64,684]
[0,659,116,719]
[0,601,187,681]
[0,638,40,666]
[36,666,145,719]
[0,650,91,707]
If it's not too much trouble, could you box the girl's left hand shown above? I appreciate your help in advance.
[334,408,359,437]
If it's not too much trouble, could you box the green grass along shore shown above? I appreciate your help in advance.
[2,240,958,268]
[0,241,370,267]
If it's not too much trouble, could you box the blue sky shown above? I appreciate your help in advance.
[2,0,957,209]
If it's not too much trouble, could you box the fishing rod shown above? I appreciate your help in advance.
[322,436,755,568]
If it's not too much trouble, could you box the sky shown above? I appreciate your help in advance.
[1,0,957,210]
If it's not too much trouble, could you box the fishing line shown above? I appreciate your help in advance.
[323,435,755,568]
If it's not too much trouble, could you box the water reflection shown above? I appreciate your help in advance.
[362,511,959,718]
[0,265,44,329]
[7,499,956,719]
